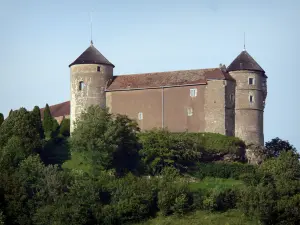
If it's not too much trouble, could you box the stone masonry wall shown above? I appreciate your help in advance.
[204,80,226,135]
[229,71,265,145]
[70,64,113,132]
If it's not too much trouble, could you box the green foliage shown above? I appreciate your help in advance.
[138,209,260,225]
[238,151,300,224]
[0,136,26,171]
[265,137,297,158]
[59,117,70,137]
[138,129,201,175]
[106,173,158,223]
[189,177,244,192]
[40,136,70,165]
[191,162,257,179]
[42,104,59,139]
[0,113,4,126]
[31,106,45,139]
[157,175,192,216]
[0,107,43,155]
[0,210,4,225]
[178,132,246,154]
[70,106,140,176]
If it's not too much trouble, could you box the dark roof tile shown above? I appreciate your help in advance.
[40,101,70,119]
[227,50,265,73]
[69,43,114,67]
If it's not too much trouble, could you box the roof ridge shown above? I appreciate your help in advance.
[114,67,220,77]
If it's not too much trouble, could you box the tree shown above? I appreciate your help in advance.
[0,108,43,155]
[42,104,59,139]
[31,106,45,139]
[265,137,297,158]
[59,118,70,137]
[70,105,140,176]
[0,113,4,126]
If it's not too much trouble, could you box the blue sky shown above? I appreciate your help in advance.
[0,0,299,149]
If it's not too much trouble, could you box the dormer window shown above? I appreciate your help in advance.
[248,77,255,85]
[97,66,100,72]
[79,81,85,91]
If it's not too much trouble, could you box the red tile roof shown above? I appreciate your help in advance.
[107,68,231,91]
[40,101,70,119]
[43,68,233,118]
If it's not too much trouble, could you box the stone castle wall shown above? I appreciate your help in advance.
[70,64,113,132]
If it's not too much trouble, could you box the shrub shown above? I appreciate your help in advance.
[192,162,256,179]
[201,188,238,212]
[106,173,158,224]
[157,177,192,216]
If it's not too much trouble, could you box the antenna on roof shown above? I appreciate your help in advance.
[90,11,93,45]
[243,32,246,51]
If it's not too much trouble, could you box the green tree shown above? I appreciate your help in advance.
[0,108,43,155]
[0,113,4,126]
[139,129,200,175]
[265,137,297,158]
[31,106,45,139]
[59,118,70,137]
[42,104,59,139]
[70,106,140,176]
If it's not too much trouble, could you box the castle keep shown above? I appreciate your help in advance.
[42,41,268,145]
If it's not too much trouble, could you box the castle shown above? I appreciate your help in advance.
[42,41,268,145]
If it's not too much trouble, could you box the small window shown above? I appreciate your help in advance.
[79,81,85,91]
[187,107,193,116]
[248,77,255,85]
[249,95,254,103]
[138,112,143,120]
[97,66,100,72]
[190,88,197,97]
[230,94,234,102]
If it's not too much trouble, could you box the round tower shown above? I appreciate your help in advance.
[227,50,267,146]
[69,41,114,132]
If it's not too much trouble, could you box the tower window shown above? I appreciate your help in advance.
[249,95,254,103]
[79,81,85,91]
[97,66,100,72]
[230,94,234,102]
[248,77,255,85]
[190,88,197,97]
[138,112,143,120]
[187,107,193,116]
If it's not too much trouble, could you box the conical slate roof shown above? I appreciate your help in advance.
[227,50,264,73]
[69,42,114,67]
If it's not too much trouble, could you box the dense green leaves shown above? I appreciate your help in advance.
[42,104,59,139]
[70,106,140,175]
[0,108,43,155]
[59,118,70,137]
[0,113,4,126]
[265,137,297,158]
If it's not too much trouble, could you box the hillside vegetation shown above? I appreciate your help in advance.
[0,105,299,225]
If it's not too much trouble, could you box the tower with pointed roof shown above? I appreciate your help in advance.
[227,50,267,145]
[69,41,114,132]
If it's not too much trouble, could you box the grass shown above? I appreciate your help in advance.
[189,177,245,192]
[138,210,260,225]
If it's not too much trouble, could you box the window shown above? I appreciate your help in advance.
[79,81,85,91]
[97,66,100,72]
[190,88,197,97]
[187,107,193,116]
[230,94,234,102]
[138,112,143,120]
[249,95,254,103]
[248,77,255,85]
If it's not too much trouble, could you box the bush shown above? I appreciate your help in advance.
[192,162,256,179]
[106,173,158,224]
[157,178,192,216]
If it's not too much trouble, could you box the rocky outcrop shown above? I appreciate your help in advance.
[245,143,268,165]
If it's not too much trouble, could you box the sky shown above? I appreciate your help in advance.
[0,0,299,149]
